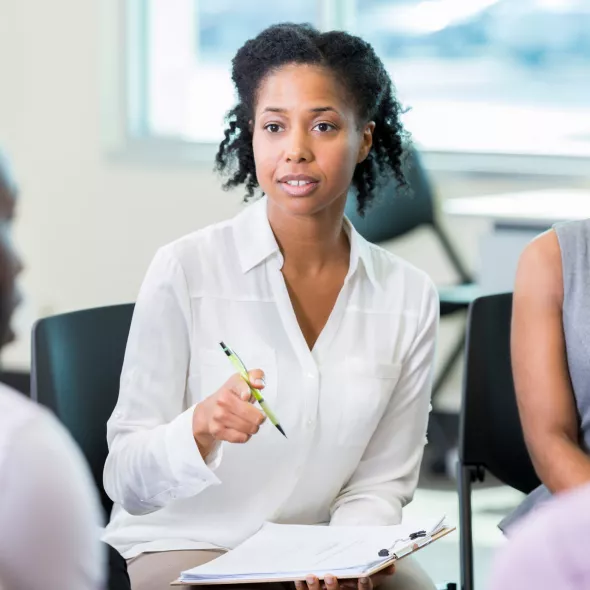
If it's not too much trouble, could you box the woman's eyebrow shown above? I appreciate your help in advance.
[261,106,340,114]
[309,106,339,114]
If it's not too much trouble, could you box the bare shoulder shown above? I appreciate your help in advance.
[515,230,563,304]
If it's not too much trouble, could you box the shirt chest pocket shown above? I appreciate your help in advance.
[325,358,402,447]
[189,348,277,406]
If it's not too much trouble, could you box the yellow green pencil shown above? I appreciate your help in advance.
[219,341,287,438]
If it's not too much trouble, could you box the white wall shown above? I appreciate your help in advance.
[0,0,245,368]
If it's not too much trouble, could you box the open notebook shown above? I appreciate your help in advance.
[174,516,453,585]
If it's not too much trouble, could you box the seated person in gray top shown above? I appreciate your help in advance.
[503,219,590,531]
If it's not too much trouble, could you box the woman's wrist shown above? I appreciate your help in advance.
[192,404,215,458]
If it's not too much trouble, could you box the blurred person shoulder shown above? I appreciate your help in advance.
[0,383,50,446]
[0,382,105,589]
[490,482,590,589]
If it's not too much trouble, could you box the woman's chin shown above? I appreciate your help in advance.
[267,189,342,218]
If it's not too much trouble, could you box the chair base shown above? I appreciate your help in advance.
[458,464,485,590]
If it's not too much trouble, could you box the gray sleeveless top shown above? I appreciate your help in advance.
[500,219,590,533]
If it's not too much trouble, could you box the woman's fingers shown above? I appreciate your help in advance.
[247,369,266,389]
[225,374,254,402]
[300,575,340,590]
[324,575,340,590]
[213,403,264,436]
[359,563,395,590]
[213,428,251,444]
[382,565,395,576]
[295,563,393,590]
[217,386,266,425]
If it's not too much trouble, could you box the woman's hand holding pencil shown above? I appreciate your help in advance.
[191,370,267,459]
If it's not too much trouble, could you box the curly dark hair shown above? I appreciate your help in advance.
[215,23,409,215]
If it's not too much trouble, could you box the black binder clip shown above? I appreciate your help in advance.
[378,529,427,558]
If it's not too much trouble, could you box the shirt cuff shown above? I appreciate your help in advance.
[205,440,224,471]
[164,404,222,488]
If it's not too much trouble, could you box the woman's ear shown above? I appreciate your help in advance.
[357,122,376,163]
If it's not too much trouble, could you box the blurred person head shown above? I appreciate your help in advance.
[0,151,106,590]
[0,150,23,347]
[490,482,590,590]
[215,23,408,218]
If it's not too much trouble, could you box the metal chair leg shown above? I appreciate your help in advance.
[427,331,467,477]
[459,464,476,590]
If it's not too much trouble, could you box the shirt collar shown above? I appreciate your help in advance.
[234,197,280,274]
[343,215,379,288]
[233,196,378,288]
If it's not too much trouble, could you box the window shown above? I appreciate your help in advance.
[126,0,590,165]
[131,0,319,144]
[355,0,590,158]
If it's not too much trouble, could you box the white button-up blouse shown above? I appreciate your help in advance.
[103,197,439,559]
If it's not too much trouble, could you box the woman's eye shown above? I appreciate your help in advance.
[264,123,283,133]
[313,122,336,132]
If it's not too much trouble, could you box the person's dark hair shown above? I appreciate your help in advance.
[215,23,408,215]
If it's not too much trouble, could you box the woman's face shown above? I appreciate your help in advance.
[252,64,374,219]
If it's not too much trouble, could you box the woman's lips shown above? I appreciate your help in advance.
[278,178,319,197]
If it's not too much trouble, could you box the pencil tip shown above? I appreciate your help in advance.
[276,424,287,438]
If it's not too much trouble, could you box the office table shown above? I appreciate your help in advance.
[443,188,590,294]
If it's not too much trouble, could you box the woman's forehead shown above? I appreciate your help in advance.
[256,64,351,115]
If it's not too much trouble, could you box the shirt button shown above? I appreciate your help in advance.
[306,419,314,428]
[306,372,315,380]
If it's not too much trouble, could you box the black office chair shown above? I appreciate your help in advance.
[346,147,478,397]
[345,146,478,468]
[0,369,30,395]
[31,303,135,519]
[458,293,540,590]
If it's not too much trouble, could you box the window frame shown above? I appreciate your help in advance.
[104,0,590,177]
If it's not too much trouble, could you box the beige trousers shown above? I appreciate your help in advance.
[127,550,436,590]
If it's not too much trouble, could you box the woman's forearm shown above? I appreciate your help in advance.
[531,433,590,493]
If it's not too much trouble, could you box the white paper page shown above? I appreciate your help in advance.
[181,517,445,581]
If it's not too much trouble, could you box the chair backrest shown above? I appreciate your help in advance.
[31,303,134,517]
[344,145,436,243]
[0,370,30,396]
[459,293,540,494]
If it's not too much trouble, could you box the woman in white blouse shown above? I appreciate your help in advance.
[103,24,438,590]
